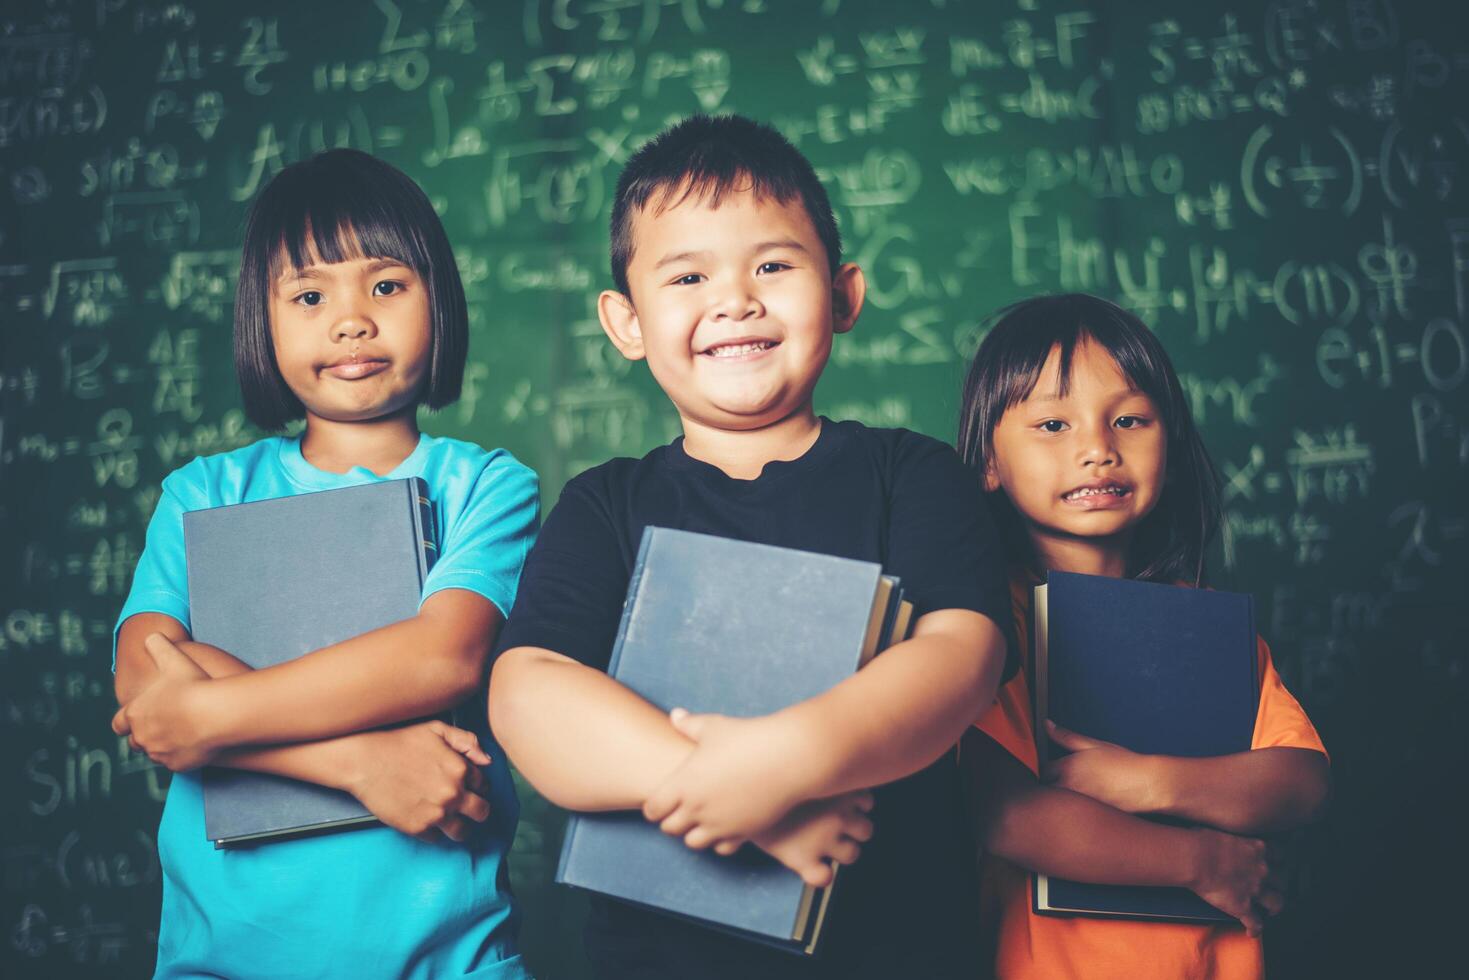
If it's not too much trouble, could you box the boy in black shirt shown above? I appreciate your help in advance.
[489,114,1013,979]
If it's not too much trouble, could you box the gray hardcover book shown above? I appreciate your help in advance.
[184,477,437,847]
[555,527,903,955]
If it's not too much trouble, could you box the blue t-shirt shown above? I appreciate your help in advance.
[115,433,539,980]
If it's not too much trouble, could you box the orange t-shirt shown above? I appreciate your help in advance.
[971,580,1328,980]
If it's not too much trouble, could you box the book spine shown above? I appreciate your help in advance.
[554,812,581,886]
[411,477,438,584]
[604,525,656,681]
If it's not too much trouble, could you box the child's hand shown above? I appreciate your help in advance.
[344,720,493,842]
[742,791,875,887]
[642,709,814,848]
[1040,721,1162,814]
[111,633,216,771]
[1187,827,1284,937]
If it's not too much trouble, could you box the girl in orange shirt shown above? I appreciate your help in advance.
[956,293,1329,979]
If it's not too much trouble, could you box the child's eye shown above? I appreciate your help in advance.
[670,273,705,286]
[757,261,790,274]
[1038,419,1068,433]
[294,291,324,307]
[1114,415,1149,429]
[373,280,404,297]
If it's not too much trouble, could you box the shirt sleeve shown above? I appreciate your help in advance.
[884,434,1017,679]
[1250,637,1329,760]
[422,455,540,619]
[111,465,204,670]
[492,474,630,671]
[972,667,1040,776]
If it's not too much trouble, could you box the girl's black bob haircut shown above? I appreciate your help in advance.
[233,148,467,431]
[609,114,841,296]
[957,293,1222,586]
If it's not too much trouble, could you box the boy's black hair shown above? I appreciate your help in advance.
[608,114,841,296]
[956,293,1222,586]
[233,148,467,431]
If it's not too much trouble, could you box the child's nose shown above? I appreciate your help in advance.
[1078,426,1119,466]
[710,283,763,321]
[331,311,377,342]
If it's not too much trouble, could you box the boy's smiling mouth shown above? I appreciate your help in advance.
[698,337,780,360]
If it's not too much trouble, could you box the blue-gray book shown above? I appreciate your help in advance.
[1032,571,1259,923]
[555,527,908,955]
[184,477,437,847]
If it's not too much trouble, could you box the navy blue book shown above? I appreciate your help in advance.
[184,478,437,847]
[1032,571,1258,923]
[555,527,908,955]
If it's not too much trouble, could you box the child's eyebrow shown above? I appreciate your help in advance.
[653,250,709,270]
[653,240,811,270]
[752,239,810,254]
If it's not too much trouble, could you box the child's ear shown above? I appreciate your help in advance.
[597,290,645,361]
[982,458,1002,493]
[830,263,866,335]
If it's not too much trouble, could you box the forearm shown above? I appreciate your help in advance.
[488,647,692,810]
[967,733,1198,888]
[1149,747,1330,834]
[196,590,498,749]
[784,611,1006,799]
[985,779,1201,887]
[211,735,364,792]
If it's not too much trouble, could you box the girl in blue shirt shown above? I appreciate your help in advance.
[112,149,538,979]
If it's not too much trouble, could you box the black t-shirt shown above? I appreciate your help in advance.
[497,418,1014,980]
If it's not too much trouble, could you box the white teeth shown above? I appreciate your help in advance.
[1065,486,1125,500]
[705,341,774,358]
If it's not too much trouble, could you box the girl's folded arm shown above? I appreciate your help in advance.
[1146,747,1330,835]
[118,611,384,787]
[118,590,502,758]
[968,730,1203,888]
[194,587,501,749]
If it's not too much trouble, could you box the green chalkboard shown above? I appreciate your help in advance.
[2,1,1465,977]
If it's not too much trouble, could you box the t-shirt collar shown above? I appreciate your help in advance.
[278,432,430,490]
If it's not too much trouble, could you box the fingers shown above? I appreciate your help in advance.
[1044,719,1102,751]
[1256,887,1286,918]
[111,706,130,736]
[438,725,492,766]
[462,760,486,794]
[798,861,834,889]
[829,839,861,866]
[459,791,492,824]
[658,807,695,839]
[437,815,469,842]
[842,813,875,843]
[713,840,742,857]
[143,631,186,668]
[668,707,710,741]
[683,826,717,851]
[1237,907,1264,938]
[642,788,676,824]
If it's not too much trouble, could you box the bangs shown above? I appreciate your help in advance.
[261,180,431,287]
[234,148,468,431]
[987,301,1160,418]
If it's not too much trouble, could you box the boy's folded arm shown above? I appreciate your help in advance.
[785,607,1008,797]
[1145,747,1330,834]
[488,645,695,811]
[641,608,1007,847]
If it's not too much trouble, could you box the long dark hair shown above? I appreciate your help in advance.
[957,293,1221,585]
